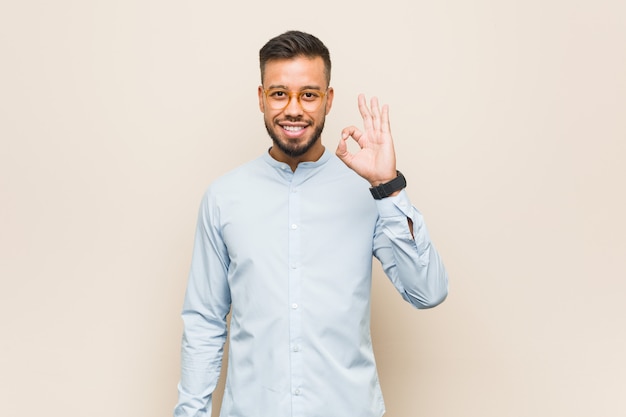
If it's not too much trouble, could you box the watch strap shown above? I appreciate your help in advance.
[369,170,406,200]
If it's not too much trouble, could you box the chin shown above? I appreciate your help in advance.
[265,119,325,158]
[275,139,315,158]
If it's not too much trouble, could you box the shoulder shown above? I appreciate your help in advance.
[206,156,266,193]
[200,153,294,212]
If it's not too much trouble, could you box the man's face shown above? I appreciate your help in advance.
[258,56,334,159]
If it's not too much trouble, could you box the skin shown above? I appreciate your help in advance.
[258,56,334,172]
[337,95,399,188]
[258,55,400,191]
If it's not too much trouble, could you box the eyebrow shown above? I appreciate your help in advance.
[266,84,324,91]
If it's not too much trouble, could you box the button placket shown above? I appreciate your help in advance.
[287,177,303,409]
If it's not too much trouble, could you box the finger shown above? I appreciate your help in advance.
[336,133,347,154]
[370,96,381,133]
[335,134,354,164]
[357,94,373,131]
[341,126,364,144]
[381,104,391,135]
[341,126,355,140]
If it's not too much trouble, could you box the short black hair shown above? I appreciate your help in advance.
[259,30,331,86]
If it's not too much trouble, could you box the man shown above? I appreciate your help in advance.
[174,30,448,417]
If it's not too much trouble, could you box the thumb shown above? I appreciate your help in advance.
[335,135,352,165]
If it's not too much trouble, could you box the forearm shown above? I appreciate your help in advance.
[374,190,448,308]
[175,310,227,417]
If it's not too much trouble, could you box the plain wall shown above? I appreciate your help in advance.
[1,1,625,416]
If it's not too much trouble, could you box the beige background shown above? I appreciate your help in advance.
[1,1,625,416]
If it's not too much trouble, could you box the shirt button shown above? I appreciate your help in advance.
[294,388,301,396]
[291,224,298,230]
[291,303,298,309]
[293,345,301,352]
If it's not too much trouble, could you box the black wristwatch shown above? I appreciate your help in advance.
[369,170,407,200]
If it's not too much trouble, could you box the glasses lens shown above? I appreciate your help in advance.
[266,89,289,110]
[299,90,323,112]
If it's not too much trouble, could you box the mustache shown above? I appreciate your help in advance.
[277,116,309,123]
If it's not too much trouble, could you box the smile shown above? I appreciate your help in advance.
[283,125,305,132]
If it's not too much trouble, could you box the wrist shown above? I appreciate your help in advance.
[366,168,399,187]
[369,170,406,199]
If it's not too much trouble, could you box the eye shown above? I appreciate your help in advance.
[300,90,322,101]
[268,89,288,99]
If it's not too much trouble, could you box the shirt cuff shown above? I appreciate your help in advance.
[374,189,413,218]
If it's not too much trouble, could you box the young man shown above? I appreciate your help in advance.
[174,30,448,417]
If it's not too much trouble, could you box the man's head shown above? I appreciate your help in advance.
[258,31,334,164]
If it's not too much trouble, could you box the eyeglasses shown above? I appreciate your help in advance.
[263,87,328,112]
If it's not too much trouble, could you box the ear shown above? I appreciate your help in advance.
[324,87,334,115]
[258,86,265,113]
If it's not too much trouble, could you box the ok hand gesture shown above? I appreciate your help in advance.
[336,94,398,186]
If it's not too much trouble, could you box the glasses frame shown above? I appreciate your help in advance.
[262,87,329,112]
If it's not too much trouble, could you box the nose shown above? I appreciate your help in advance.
[283,93,304,117]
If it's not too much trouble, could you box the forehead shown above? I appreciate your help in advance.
[263,56,327,88]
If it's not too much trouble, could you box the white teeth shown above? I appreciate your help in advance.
[283,125,304,132]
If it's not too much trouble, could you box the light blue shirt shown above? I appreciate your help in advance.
[175,149,448,417]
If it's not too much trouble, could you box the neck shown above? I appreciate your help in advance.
[269,143,325,172]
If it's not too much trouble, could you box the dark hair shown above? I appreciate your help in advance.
[259,30,331,86]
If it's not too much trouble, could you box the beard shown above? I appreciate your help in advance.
[264,117,325,158]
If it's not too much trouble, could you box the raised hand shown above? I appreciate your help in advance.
[336,94,398,186]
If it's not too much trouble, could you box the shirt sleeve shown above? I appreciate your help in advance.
[174,190,232,417]
[372,189,449,309]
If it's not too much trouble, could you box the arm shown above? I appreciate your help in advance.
[336,94,448,308]
[373,190,448,308]
[174,191,231,417]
